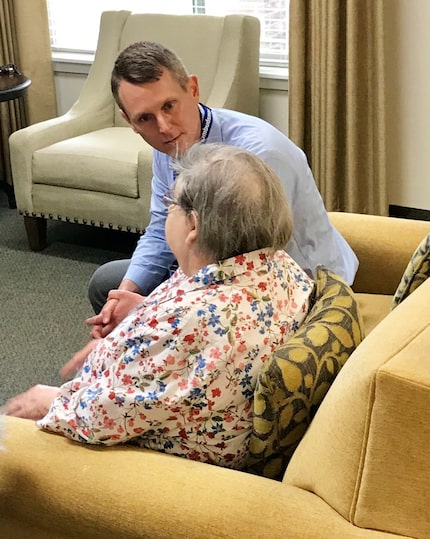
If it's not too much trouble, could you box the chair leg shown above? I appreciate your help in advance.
[24,216,47,251]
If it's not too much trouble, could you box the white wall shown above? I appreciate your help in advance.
[385,0,430,211]
[54,72,87,115]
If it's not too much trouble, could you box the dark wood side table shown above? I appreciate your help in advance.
[0,69,31,208]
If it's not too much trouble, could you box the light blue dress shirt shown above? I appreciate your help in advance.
[124,107,358,293]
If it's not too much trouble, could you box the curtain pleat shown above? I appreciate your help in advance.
[12,0,57,125]
[289,0,387,215]
[0,0,56,187]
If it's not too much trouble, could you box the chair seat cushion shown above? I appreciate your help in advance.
[247,266,364,480]
[32,128,150,198]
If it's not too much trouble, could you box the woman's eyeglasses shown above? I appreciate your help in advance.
[162,189,193,213]
[162,190,179,208]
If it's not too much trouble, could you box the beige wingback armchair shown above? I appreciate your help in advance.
[9,11,261,251]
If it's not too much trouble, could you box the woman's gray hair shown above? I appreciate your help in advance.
[111,41,189,111]
[172,143,293,261]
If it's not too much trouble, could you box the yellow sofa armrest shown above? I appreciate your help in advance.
[0,417,397,539]
[329,212,430,295]
[285,277,430,539]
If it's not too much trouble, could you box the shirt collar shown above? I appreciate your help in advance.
[179,248,278,289]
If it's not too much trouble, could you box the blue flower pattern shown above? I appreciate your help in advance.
[39,248,314,470]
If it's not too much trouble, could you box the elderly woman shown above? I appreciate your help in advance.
[6,143,314,470]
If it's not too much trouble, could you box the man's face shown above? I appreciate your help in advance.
[118,69,201,157]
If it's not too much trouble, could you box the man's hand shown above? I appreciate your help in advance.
[60,339,101,379]
[87,296,119,338]
[4,385,60,420]
[87,289,146,338]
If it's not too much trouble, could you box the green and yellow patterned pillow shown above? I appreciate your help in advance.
[247,266,364,480]
[392,233,430,309]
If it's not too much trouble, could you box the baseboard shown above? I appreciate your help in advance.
[389,205,430,222]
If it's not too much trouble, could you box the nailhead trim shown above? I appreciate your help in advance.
[20,210,143,234]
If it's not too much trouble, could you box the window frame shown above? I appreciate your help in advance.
[47,0,290,71]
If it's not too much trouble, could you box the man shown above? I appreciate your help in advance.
[88,40,357,336]
[6,144,315,470]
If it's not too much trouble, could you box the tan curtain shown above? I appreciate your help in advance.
[0,0,56,186]
[289,0,387,215]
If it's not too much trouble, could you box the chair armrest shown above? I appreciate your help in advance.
[9,108,114,211]
[9,108,113,154]
[329,212,430,295]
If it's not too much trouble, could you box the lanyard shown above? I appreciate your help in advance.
[199,103,213,142]
[171,103,213,181]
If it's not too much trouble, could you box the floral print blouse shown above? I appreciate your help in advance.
[39,248,314,469]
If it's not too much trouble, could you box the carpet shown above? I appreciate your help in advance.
[0,191,139,406]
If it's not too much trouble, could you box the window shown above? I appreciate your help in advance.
[47,0,289,68]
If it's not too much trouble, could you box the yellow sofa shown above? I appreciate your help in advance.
[330,211,430,335]
[1,212,430,539]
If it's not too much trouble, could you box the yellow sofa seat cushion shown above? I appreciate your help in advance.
[247,266,364,480]
[356,293,392,336]
[284,277,430,539]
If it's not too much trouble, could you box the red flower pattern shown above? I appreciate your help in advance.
[39,248,314,470]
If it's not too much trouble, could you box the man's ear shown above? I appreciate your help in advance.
[188,75,200,100]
